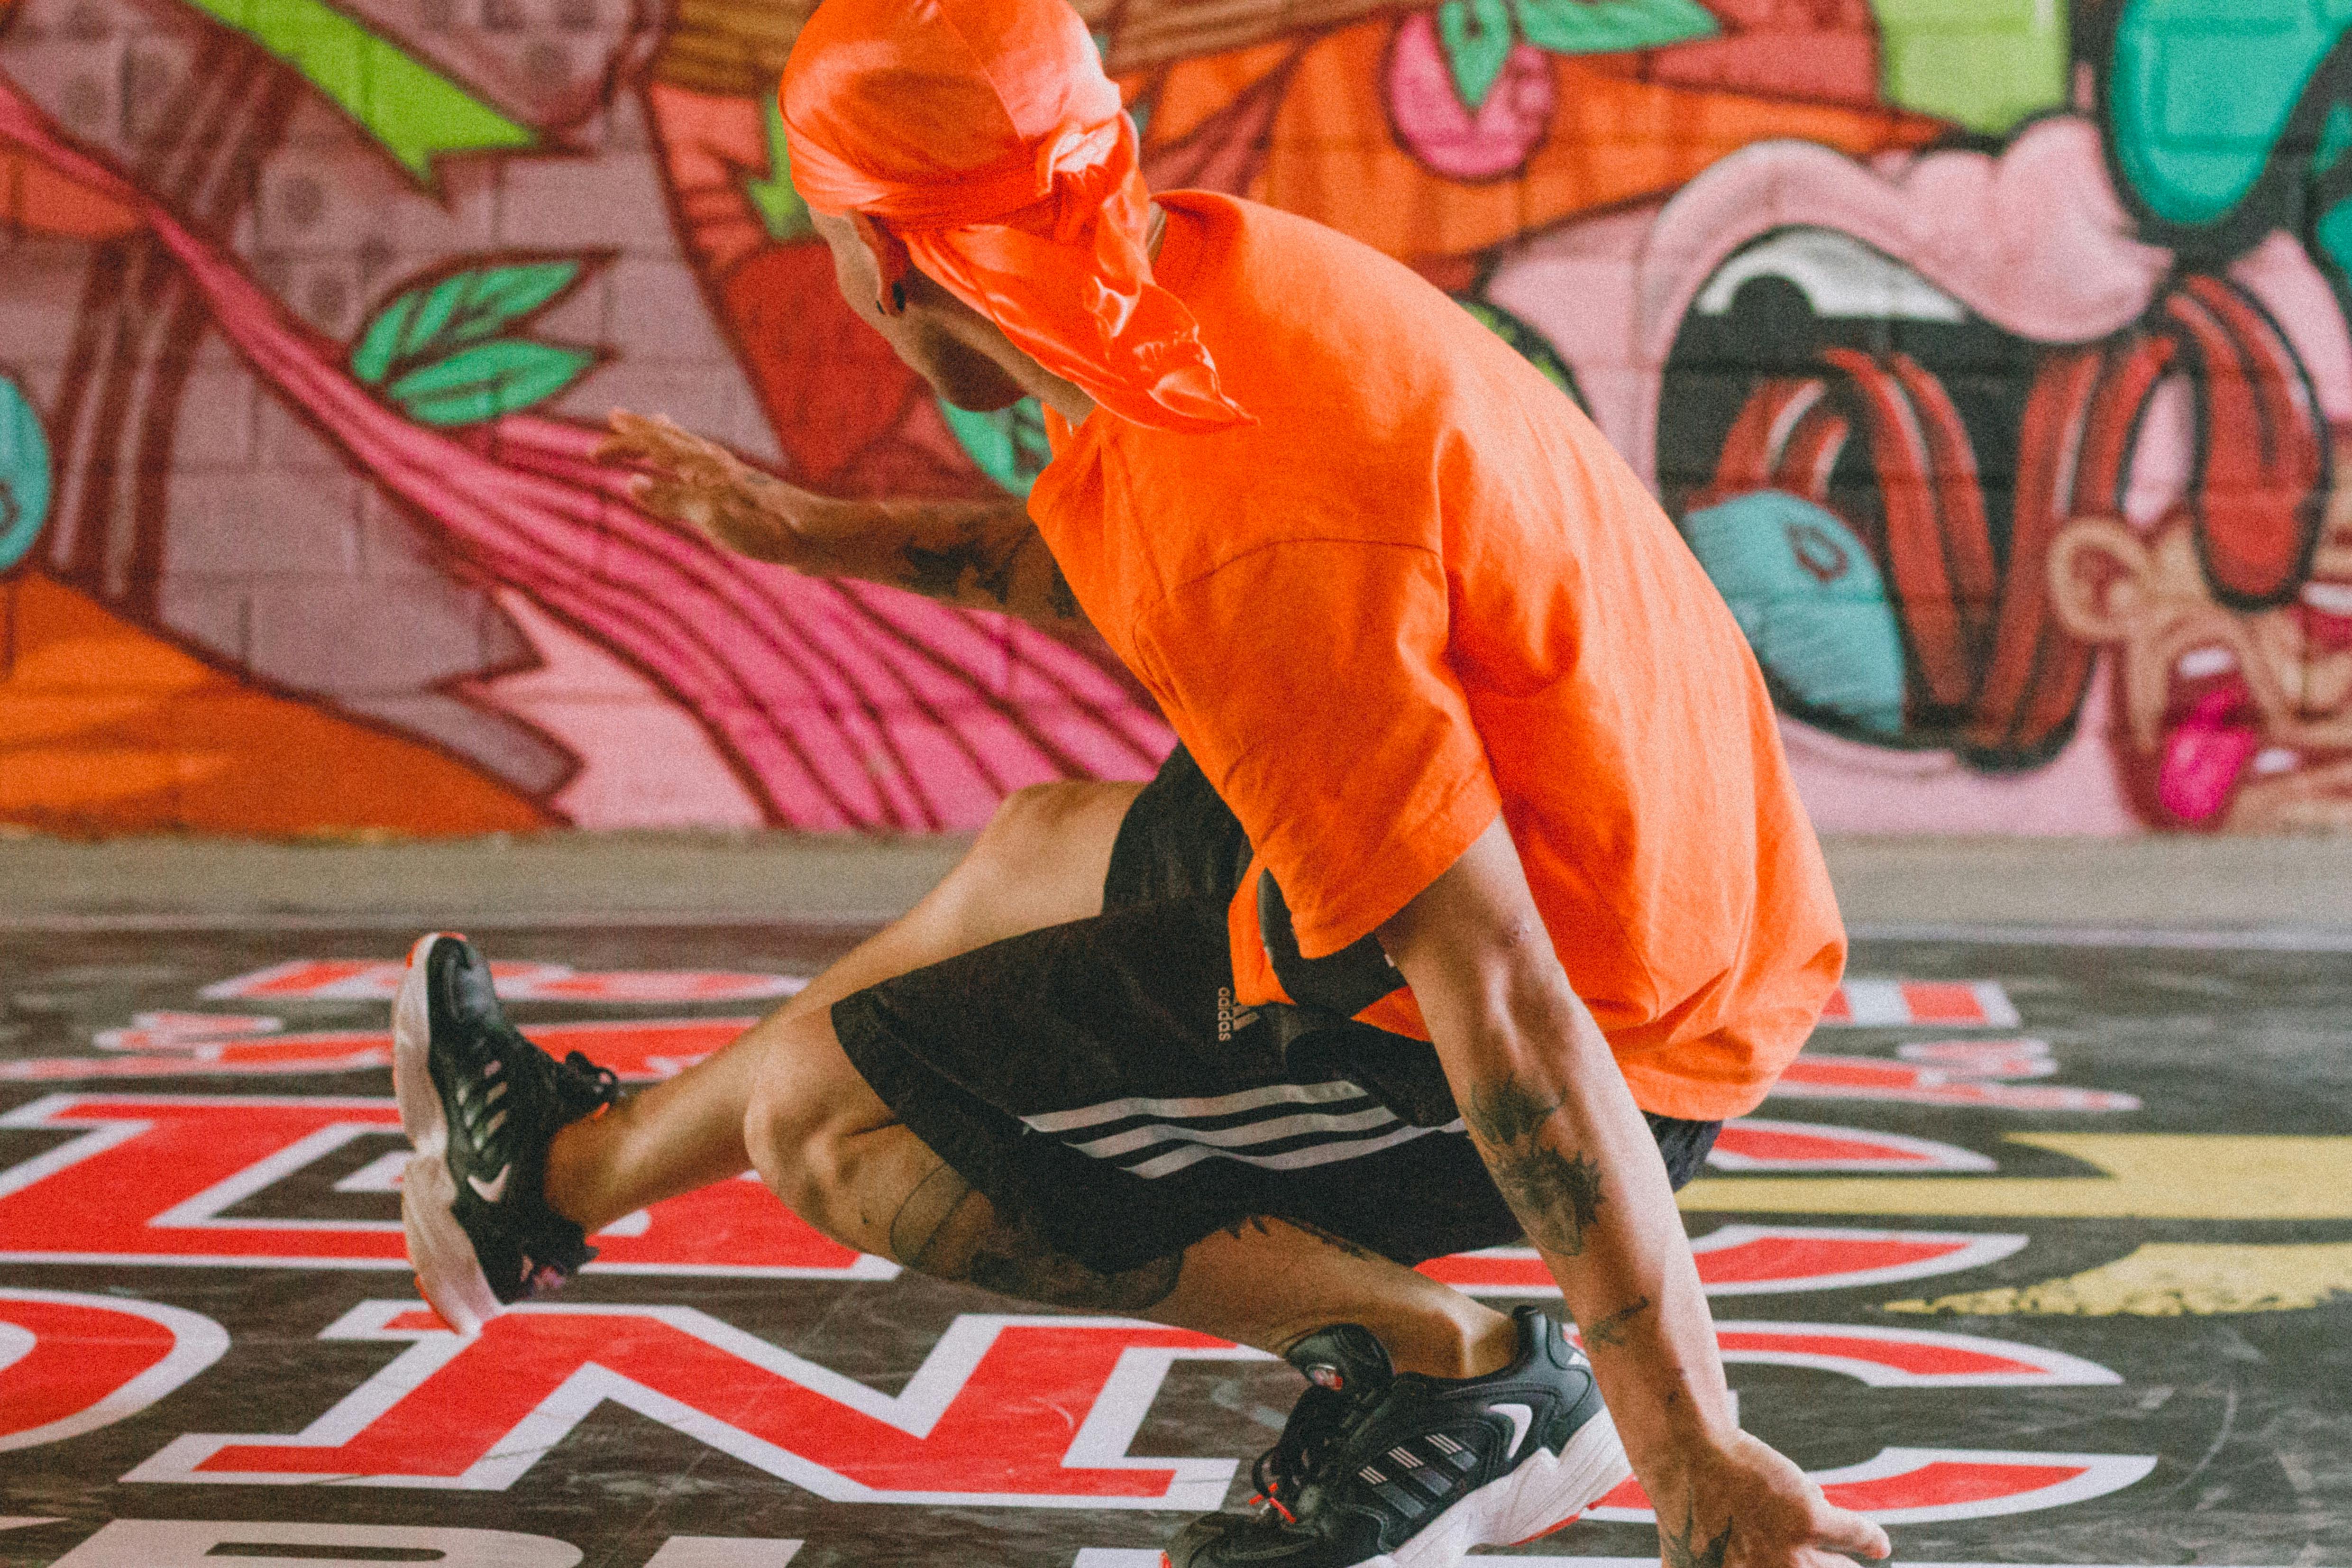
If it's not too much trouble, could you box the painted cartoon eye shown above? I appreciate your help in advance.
[1681,490,1906,738]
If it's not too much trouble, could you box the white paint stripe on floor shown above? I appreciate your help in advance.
[643,1540,802,1566]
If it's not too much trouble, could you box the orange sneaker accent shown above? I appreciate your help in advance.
[1507,1510,1585,1548]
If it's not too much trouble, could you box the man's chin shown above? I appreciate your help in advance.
[936,377,1029,413]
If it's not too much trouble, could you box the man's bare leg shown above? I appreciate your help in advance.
[745,1004,1521,1380]
[542,772,1519,1379]
[542,780,1144,1233]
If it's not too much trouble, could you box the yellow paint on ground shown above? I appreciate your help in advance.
[1676,1134,2352,1220]
[1883,1241,2352,1316]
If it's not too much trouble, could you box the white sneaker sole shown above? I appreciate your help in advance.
[1358,1405,1631,1568]
[392,932,505,1338]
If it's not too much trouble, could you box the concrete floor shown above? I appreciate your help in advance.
[1,830,2347,1566]
[4,829,2351,937]
[0,924,2345,1567]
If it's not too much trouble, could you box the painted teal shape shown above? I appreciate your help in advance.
[938,397,1053,497]
[386,340,599,426]
[1437,0,1716,111]
[2321,101,2352,175]
[1682,490,1906,737]
[1437,0,1515,111]
[2108,0,2350,228]
[1510,0,1718,56]
[352,261,584,385]
[2319,195,2352,284]
[0,378,52,574]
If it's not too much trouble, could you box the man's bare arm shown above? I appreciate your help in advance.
[1378,818,1889,1568]
[599,410,1090,635]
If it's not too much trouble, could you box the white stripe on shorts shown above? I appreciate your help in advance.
[1021,1078,1373,1135]
[1126,1121,1452,1179]
[1067,1103,1400,1160]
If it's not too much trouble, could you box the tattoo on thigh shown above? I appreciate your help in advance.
[888,1158,1183,1312]
[1661,1503,1734,1568]
[1464,1074,1607,1256]
[888,1160,976,1272]
[967,1222,1184,1312]
[1279,1217,1387,1265]
[1580,1293,1652,1348]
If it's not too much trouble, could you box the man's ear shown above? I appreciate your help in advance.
[2047,516,2152,642]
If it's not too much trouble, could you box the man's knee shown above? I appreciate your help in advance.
[740,1016,876,1232]
[970,781,1100,880]
[932,779,1130,938]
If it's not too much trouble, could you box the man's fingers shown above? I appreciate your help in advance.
[1791,1551,1865,1568]
[1808,1507,1890,1561]
[634,478,712,528]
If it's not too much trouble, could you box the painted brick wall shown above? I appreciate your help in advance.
[1,0,2345,835]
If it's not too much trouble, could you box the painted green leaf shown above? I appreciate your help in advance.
[180,0,533,181]
[937,396,1052,497]
[352,261,585,385]
[743,90,814,244]
[1511,0,1719,56]
[1455,297,1586,410]
[0,376,52,573]
[386,340,599,427]
[1437,0,1517,111]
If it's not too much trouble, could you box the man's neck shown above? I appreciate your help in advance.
[1007,202,1170,426]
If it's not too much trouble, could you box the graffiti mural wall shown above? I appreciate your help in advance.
[1,0,2345,835]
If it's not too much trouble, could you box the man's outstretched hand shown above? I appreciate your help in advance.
[1662,1430,1892,1568]
[598,409,844,569]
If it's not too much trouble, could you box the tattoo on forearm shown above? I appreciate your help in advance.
[1581,1293,1652,1348]
[1464,1076,1607,1256]
[888,1157,1182,1311]
[1661,1503,1734,1568]
[1491,1144,1607,1255]
[901,524,1024,606]
[1464,1080,1565,1147]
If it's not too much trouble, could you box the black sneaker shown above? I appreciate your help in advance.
[392,932,620,1334]
[1167,1306,1628,1568]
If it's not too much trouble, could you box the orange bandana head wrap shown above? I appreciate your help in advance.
[779,0,1252,433]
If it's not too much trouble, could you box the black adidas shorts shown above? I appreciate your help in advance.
[832,746,1721,1275]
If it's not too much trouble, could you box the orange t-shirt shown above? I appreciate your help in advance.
[1025,193,1844,1121]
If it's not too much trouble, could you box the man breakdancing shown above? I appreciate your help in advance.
[389,1,1888,1563]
